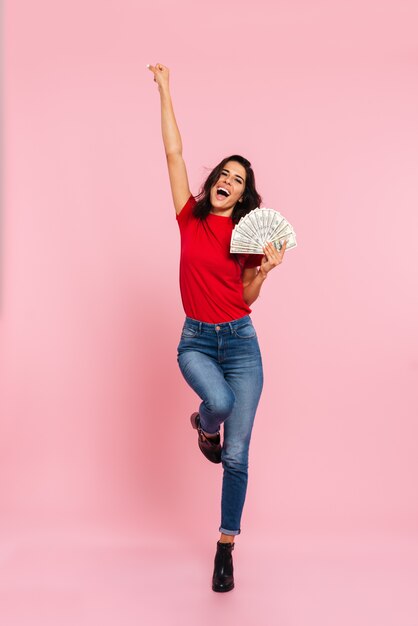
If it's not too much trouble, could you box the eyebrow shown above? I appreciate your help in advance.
[222,168,245,183]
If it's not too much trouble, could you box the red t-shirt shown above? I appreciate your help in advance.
[176,194,265,323]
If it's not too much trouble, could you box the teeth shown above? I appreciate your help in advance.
[217,187,230,196]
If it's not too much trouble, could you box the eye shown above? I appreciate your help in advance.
[222,171,243,184]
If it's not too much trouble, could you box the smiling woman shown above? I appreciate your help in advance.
[192,155,263,224]
[213,165,243,202]
[148,61,286,594]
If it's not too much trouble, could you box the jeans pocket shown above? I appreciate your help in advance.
[233,323,257,339]
[181,325,199,338]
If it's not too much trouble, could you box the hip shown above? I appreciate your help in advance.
[177,314,263,365]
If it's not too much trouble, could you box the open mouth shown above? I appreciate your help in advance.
[215,186,230,201]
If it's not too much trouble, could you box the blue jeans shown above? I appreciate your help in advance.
[176,314,264,536]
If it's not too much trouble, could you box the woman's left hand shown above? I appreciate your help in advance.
[259,240,287,277]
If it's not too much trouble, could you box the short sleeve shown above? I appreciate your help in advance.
[176,194,196,226]
[242,253,265,269]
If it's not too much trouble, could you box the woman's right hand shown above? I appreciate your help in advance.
[147,63,170,92]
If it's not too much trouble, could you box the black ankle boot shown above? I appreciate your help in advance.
[212,540,235,592]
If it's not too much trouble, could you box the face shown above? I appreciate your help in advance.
[210,161,247,209]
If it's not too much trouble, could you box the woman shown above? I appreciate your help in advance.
[147,63,286,592]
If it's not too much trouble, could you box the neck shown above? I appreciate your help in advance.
[210,208,233,218]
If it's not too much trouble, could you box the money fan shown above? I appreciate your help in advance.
[230,207,297,255]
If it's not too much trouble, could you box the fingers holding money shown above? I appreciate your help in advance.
[263,243,277,266]
[262,240,286,270]
[263,240,286,272]
[277,239,287,259]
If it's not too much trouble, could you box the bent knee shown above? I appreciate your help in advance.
[206,394,235,418]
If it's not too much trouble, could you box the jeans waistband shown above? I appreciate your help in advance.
[184,314,253,334]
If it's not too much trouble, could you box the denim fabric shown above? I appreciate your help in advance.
[176,314,264,536]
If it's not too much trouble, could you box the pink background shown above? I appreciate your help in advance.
[1,0,418,624]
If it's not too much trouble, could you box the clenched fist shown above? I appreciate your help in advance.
[147,63,170,92]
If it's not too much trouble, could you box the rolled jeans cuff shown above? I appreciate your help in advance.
[219,526,241,536]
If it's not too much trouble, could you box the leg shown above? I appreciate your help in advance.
[177,350,236,434]
[218,353,264,536]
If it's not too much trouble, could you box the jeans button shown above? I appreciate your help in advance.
[215,325,221,331]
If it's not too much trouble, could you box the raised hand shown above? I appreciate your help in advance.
[147,63,170,93]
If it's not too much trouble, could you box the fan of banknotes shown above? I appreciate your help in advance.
[230,207,297,254]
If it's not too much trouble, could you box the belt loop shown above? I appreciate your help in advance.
[228,322,233,335]
[199,321,202,334]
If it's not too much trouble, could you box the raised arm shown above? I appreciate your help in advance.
[147,63,192,215]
